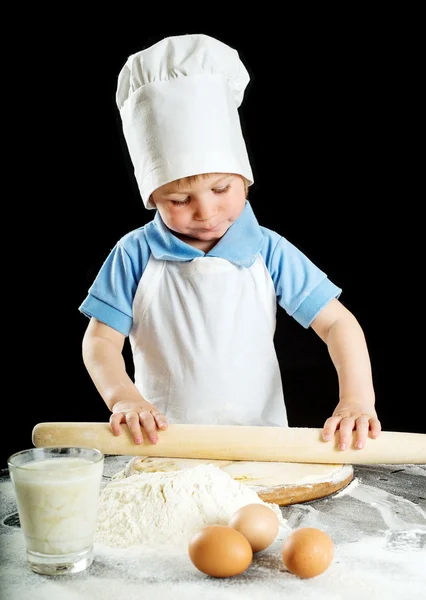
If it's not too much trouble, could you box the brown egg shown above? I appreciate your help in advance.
[228,503,280,552]
[281,527,334,578]
[188,524,253,578]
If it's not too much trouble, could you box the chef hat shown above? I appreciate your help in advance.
[116,33,254,209]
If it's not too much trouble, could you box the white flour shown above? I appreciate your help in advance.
[95,463,287,549]
[332,477,360,498]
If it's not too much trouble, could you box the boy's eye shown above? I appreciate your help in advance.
[172,198,190,206]
[214,184,230,194]
[170,184,231,206]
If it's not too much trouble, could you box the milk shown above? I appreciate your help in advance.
[10,457,104,555]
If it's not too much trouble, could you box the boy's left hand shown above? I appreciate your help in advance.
[322,399,381,450]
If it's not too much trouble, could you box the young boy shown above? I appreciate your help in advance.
[79,33,381,452]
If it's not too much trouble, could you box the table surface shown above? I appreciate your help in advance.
[1,456,425,600]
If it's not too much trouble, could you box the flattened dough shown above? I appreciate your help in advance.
[119,456,353,491]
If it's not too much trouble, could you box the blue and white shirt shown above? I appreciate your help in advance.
[79,201,341,426]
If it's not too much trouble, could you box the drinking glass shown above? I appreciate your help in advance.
[8,446,104,575]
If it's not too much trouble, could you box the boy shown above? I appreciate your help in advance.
[79,33,381,452]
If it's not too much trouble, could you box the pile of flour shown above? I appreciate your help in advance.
[95,463,287,549]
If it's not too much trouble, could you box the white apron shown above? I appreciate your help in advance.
[129,254,287,426]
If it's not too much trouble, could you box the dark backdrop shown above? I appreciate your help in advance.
[4,10,423,468]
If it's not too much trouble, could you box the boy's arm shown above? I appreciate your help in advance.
[310,298,381,450]
[82,317,168,444]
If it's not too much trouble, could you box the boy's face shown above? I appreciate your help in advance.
[151,173,247,251]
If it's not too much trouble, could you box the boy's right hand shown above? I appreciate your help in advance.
[110,401,168,445]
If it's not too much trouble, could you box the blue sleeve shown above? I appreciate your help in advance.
[260,228,342,328]
[78,229,151,336]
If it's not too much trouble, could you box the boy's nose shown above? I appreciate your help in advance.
[194,199,217,221]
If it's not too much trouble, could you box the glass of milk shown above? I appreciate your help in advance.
[8,446,104,575]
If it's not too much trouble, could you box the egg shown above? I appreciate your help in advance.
[188,524,253,578]
[228,503,280,552]
[281,527,334,578]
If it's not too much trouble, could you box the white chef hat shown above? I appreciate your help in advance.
[116,33,254,209]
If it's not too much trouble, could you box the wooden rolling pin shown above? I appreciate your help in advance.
[31,422,426,464]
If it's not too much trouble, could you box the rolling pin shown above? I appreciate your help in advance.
[31,422,426,464]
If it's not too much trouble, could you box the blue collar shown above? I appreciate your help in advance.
[144,201,263,267]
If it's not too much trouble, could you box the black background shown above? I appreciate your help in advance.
[4,8,423,468]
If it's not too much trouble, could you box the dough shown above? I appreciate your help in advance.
[118,456,354,491]
[96,463,287,549]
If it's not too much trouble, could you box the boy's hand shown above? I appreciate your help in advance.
[110,401,168,445]
[322,399,381,451]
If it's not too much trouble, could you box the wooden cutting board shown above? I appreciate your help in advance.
[119,456,354,505]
